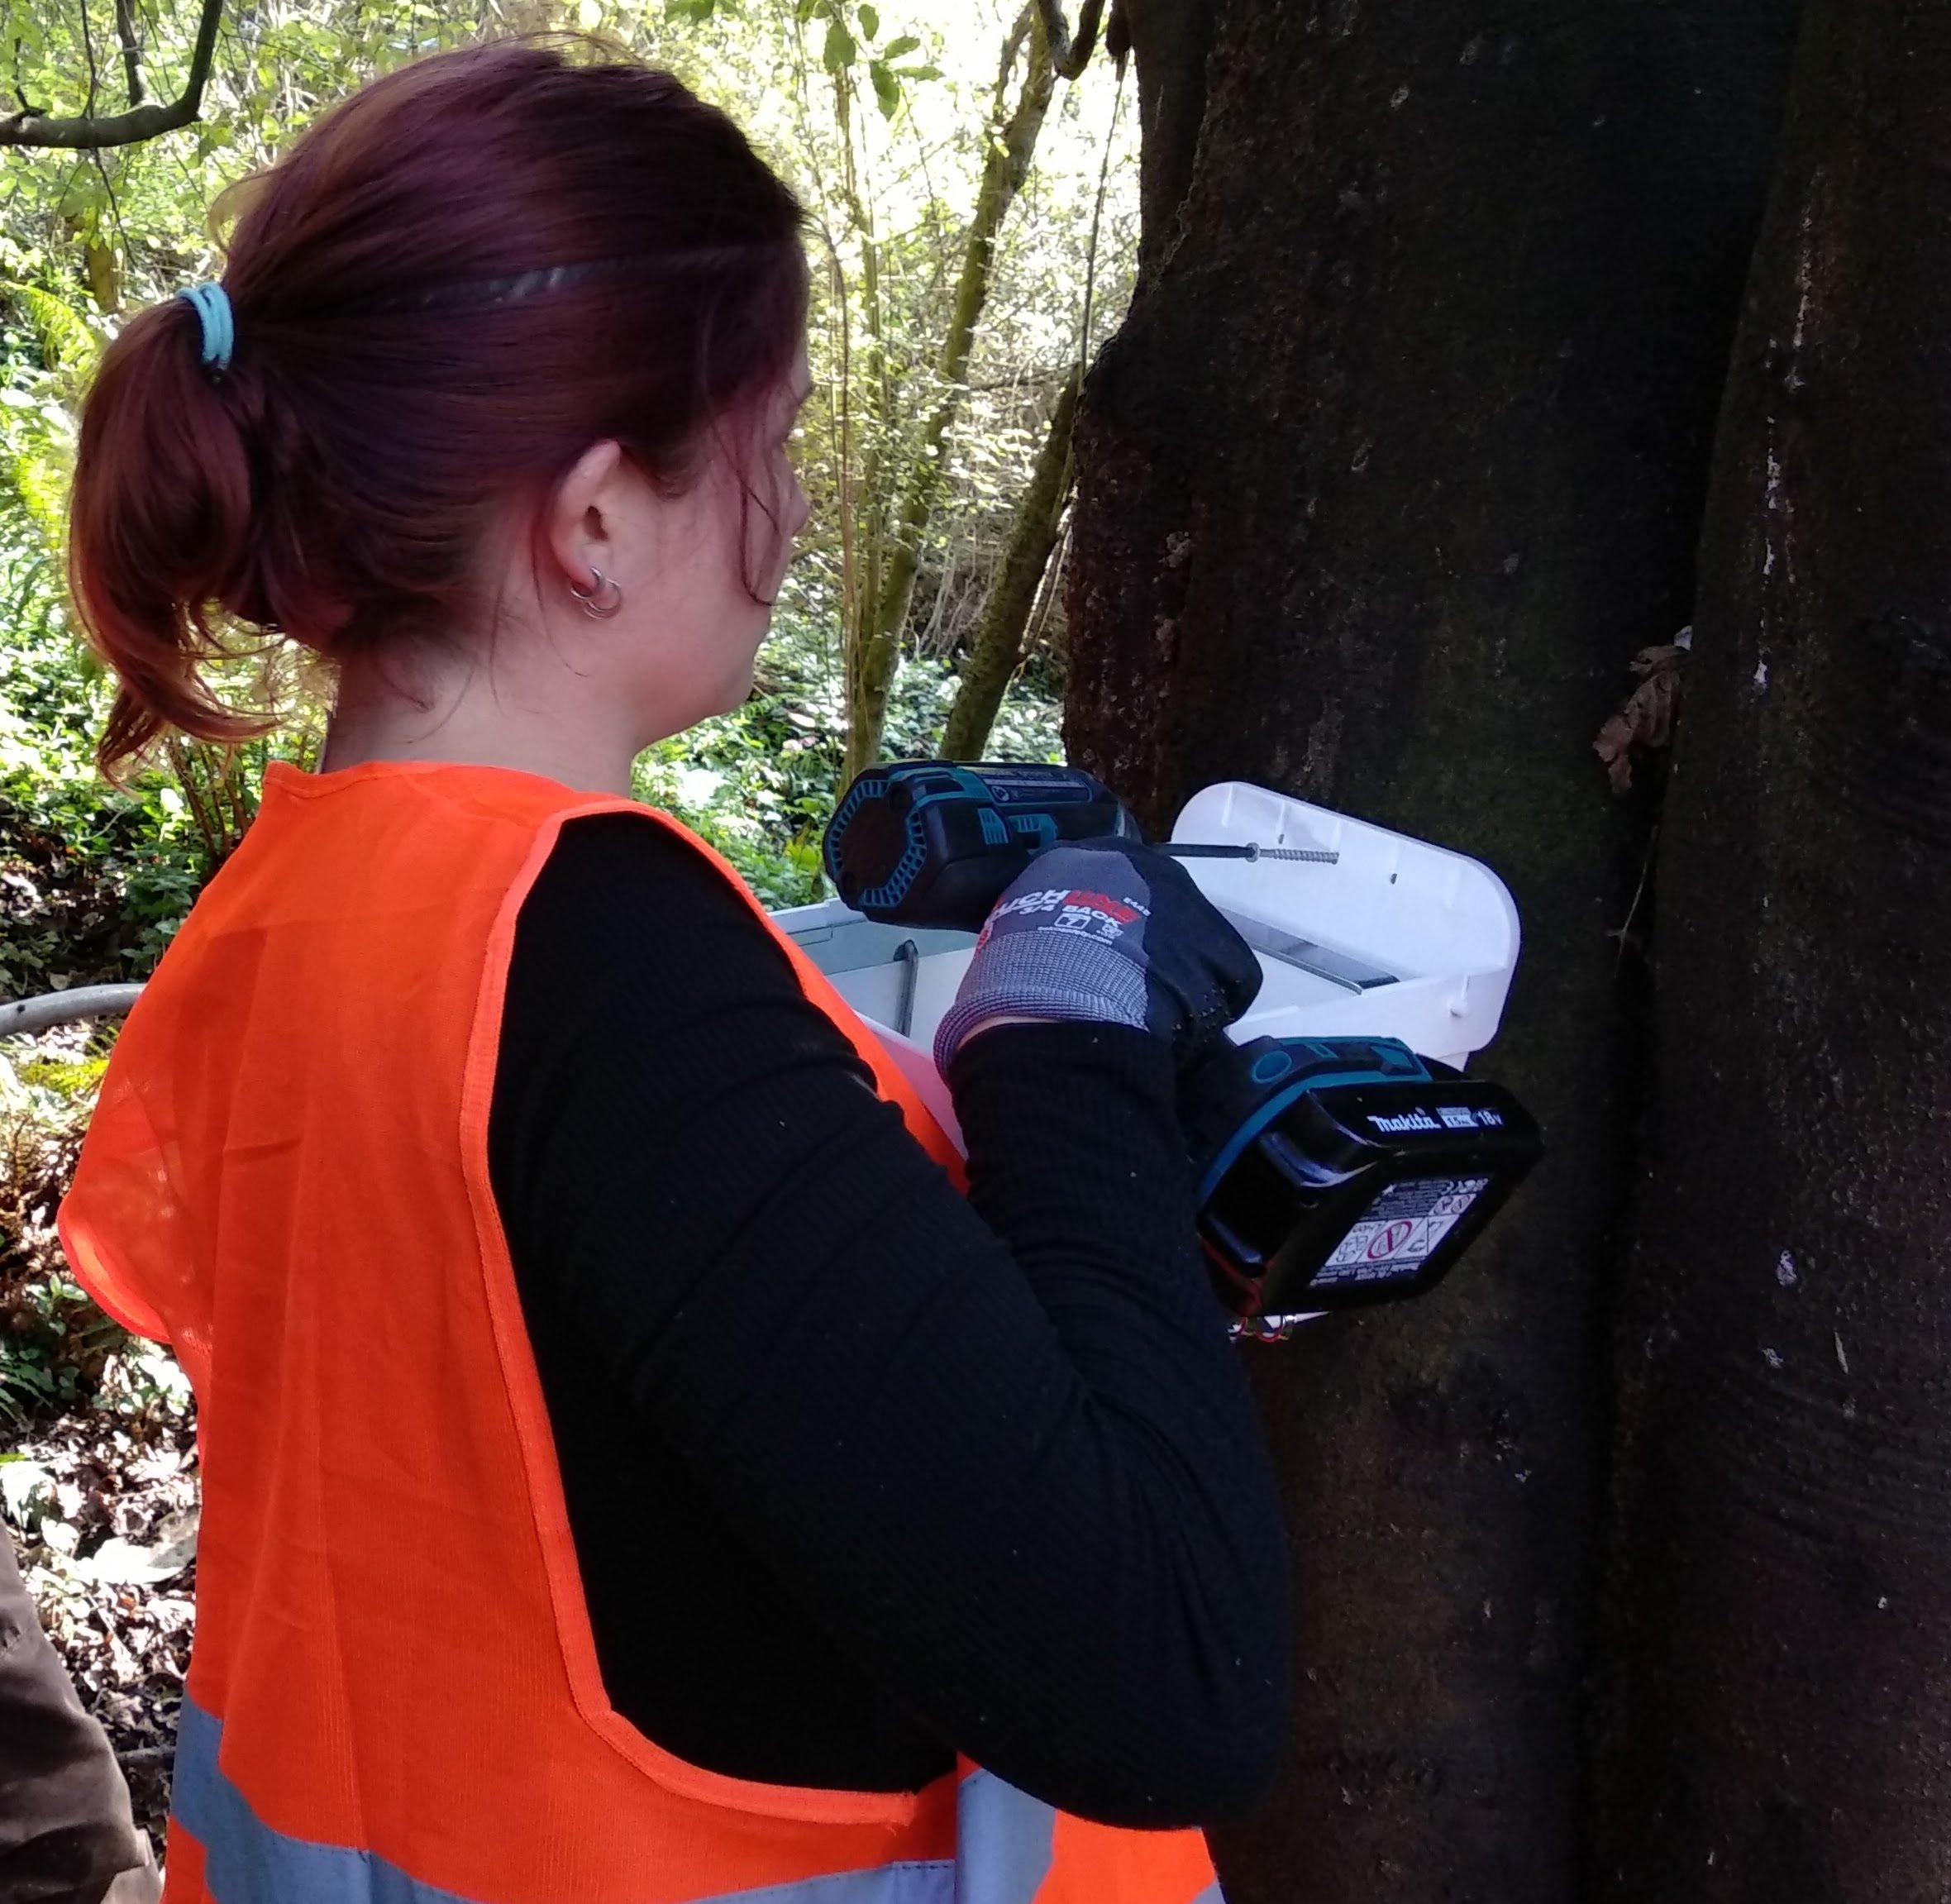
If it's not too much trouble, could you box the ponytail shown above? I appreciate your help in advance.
[65,44,807,781]
[69,291,271,777]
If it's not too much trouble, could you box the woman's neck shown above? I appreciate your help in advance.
[323,647,636,796]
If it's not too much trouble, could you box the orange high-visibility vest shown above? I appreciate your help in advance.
[60,761,1223,1904]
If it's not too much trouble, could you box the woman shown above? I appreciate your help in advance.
[57,42,1289,1904]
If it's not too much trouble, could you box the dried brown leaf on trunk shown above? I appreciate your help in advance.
[1594,643,1687,792]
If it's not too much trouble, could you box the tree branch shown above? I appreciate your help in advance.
[846,2,1061,778]
[940,366,1080,760]
[992,7,1032,117]
[0,0,220,150]
[78,0,103,121]
[115,0,147,107]
[1035,0,1107,79]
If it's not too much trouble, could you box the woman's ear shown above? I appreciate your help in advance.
[543,439,627,590]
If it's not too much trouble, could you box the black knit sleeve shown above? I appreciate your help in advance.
[488,812,1290,1827]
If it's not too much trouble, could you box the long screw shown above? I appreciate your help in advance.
[1161,842,1339,865]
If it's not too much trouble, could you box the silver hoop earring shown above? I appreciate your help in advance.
[569,566,623,620]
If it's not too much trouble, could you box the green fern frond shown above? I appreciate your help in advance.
[0,385,75,550]
[14,286,100,376]
[11,451,69,546]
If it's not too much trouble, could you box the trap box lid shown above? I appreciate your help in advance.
[1168,781,1520,1073]
[771,780,1523,1148]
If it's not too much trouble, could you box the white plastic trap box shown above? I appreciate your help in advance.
[770,780,1521,1147]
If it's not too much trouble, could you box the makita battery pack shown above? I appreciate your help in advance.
[1180,1036,1542,1325]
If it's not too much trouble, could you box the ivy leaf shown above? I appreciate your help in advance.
[823,17,856,71]
[858,2,879,40]
[882,32,919,57]
[870,58,900,117]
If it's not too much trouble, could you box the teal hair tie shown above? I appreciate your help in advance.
[177,282,235,374]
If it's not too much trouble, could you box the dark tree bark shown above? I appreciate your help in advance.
[1591,3,1951,1896]
[1066,2,1800,1897]
[1111,0,1213,263]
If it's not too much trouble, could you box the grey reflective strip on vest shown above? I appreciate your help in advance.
[952,1770,1056,1904]
[175,1699,1085,1904]
[174,1702,489,1904]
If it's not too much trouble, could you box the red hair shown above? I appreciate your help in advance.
[68,42,807,774]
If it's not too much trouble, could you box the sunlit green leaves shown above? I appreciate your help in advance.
[799,0,936,111]
[792,2,894,84]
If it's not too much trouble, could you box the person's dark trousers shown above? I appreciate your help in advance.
[0,1529,145,1904]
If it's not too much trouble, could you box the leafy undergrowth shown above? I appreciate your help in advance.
[2,1022,195,1848]
[2,1027,115,1417]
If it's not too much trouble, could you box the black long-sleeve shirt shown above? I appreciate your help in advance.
[486,814,1290,1827]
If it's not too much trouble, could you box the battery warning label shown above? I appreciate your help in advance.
[1315,1176,1491,1286]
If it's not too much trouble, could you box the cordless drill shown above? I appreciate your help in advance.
[825,760,1336,923]
[823,761,1542,1334]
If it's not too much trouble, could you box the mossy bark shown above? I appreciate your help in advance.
[1065,1,1800,1896]
[1591,2,1951,1894]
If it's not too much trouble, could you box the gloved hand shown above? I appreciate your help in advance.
[933,838,1263,1070]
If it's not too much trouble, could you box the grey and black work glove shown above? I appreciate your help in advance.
[933,838,1263,1070]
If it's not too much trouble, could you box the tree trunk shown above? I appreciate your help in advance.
[940,367,1079,760]
[1065,2,1799,1897]
[844,7,1060,781]
[1112,0,1214,266]
[1591,3,1951,1896]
